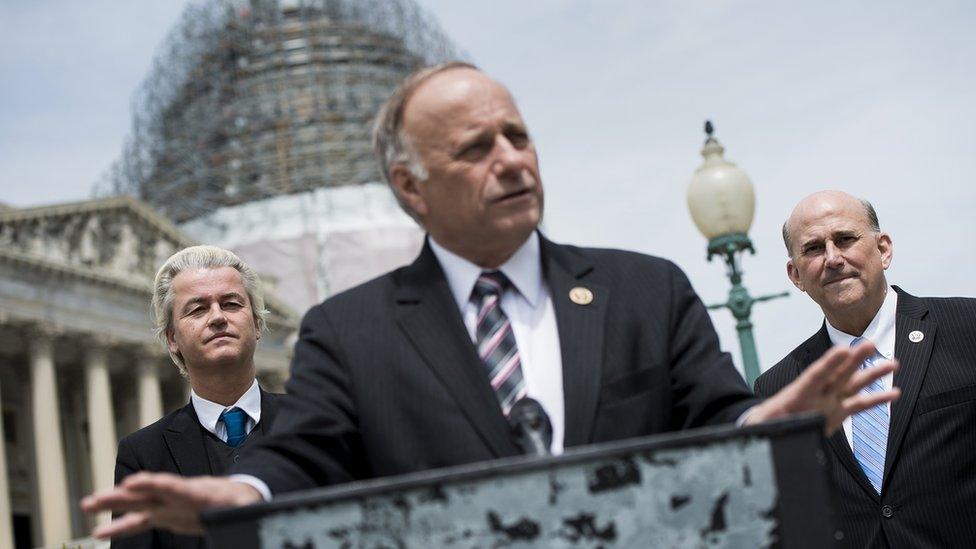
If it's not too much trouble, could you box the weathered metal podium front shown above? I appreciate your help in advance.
[203,415,838,548]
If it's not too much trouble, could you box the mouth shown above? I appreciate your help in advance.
[824,273,857,286]
[205,332,237,343]
[493,188,533,203]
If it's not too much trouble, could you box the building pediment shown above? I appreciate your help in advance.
[0,196,192,292]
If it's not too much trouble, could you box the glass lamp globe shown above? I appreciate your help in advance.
[686,122,756,240]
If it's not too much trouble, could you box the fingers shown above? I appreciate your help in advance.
[801,341,887,395]
[823,342,878,392]
[796,344,859,394]
[843,387,901,416]
[81,472,189,514]
[81,487,162,514]
[91,511,152,540]
[847,358,899,394]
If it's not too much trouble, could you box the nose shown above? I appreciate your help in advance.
[492,136,526,178]
[207,303,227,328]
[824,241,844,269]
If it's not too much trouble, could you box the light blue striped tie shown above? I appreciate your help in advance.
[851,337,888,494]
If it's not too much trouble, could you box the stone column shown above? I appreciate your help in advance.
[137,347,164,428]
[0,373,14,549]
[29,326,72,545]
[85,341,117,527]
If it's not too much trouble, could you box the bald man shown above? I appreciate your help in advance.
[83,66,898,540]
[755,190,976,548]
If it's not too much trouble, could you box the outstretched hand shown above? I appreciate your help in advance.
[745,341,900,435]
[80,472,262,539]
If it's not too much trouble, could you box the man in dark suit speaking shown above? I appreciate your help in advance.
[83,63,898,538]
[755,191,976,548]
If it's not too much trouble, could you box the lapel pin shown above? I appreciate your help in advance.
[569,287,593,305]
[908,330,924,343]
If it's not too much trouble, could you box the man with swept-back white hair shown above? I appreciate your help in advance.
[111,245,284,549]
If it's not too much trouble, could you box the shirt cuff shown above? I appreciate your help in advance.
[229,474,272,502]
[736,405,758,427]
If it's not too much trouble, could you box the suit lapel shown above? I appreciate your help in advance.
[802,326,881,501]
[162,403,213,476]
[254,389,279,436]
[541,238,608,447]
[395,241,520,458]
[883,287,935,487]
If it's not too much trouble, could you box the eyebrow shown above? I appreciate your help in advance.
[454,130,493,152]
[800,230,859,248]
[453,120,528,153]
[180,292,246,312]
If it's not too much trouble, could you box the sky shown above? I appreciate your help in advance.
[1,0,974,375]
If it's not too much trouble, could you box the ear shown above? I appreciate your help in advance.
[166,328,179,355]
[786,259,804,291]
[389,164,428,218]
[877,232,893,270]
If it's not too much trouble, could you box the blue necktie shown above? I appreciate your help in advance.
[220,407,248,448]
[851,337,888,493]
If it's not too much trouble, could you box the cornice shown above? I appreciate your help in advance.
[0,247,297,328]
[0,195,195,247]
[0,246,153,295]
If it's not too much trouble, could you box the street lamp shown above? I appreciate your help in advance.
[686,121,787,389]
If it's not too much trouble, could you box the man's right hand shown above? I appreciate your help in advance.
[80,473,262,539]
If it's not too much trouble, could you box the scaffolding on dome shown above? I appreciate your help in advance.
[96,0,462,223]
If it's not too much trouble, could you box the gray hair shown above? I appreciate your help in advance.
[372,60,479,220]
[151,245,268,376]
[783,197,880,257]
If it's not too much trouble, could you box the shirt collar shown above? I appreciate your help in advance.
[825,286,897,360]
[429,232,544,311]
[190,378,262,433]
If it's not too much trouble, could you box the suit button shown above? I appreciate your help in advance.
[881,505,893,518]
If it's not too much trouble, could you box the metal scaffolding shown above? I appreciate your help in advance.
[96,0,461,222]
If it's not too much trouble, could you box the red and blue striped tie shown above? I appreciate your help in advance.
[472,271,526,417]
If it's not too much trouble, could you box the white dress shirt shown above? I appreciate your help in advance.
[825,286,897,448]
[191,378,262,442]
[429,232,566,454]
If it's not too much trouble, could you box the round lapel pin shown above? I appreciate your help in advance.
[569,287,593,305]
[908,330,924,343]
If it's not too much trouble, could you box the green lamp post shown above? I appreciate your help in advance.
[686,121,788,389]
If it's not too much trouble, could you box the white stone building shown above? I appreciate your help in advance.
[0,196,296,548]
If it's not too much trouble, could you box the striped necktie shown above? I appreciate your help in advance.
[850,337,888,493]
[471,271,526,417]
[220,407,248,448]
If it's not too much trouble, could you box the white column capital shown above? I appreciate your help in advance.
[27,322,61,349]
[88,333,121,352]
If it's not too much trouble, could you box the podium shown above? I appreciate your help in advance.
[203,415,838,548]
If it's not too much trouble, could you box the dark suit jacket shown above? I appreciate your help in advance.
[112,388,281,549]
[755,287,976,548]
[235,236,758,494]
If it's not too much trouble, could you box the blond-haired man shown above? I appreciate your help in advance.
[111,245,282,549]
